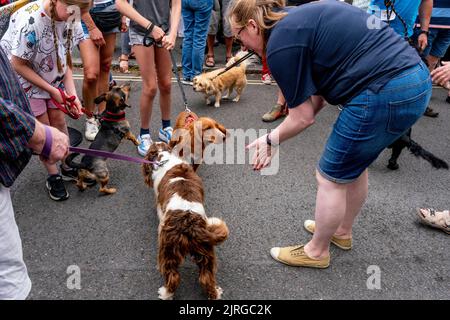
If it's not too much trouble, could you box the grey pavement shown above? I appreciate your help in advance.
[10,73,450,300]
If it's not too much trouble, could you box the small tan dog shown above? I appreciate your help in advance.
[192,52,248,108]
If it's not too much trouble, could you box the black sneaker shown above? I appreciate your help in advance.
[60,165,96,186]
[46,175,69,201]
[424,107,439,118]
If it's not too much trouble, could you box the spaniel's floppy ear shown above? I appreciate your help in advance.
[141,162,154,188]
[94,93,108,104]
[215,122,228,137]
[170,130,191,159]
[141,144,160,188]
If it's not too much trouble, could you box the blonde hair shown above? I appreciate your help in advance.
[228,0,287,34]
[50,0,91,72]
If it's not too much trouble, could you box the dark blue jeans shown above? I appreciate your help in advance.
[181,0,214,80]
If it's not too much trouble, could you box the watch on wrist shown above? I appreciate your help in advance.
[266,133,278,147]
[420,30,429,36]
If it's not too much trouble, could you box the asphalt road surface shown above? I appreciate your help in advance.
[10,73,450,300]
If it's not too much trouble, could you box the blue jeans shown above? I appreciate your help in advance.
[318,61,432,183]
[181,0,214,80]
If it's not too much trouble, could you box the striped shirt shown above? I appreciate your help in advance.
[430,0,450,28]
[0,47,36,187]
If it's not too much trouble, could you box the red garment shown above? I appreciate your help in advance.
[262,54,270,75]
[0,0,11,6]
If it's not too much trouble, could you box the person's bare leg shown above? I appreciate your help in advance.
[304,169,368,259]
[97,33,117,113]
[206,34,215,59]
[277,90,285,105]
[225,36,233,60]
[133,45,157,130]
[154,47,172,122]
[335,169,368,238]
[79,39,100,115]
[426,55,440,72]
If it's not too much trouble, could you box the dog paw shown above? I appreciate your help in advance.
[158,286,174,300]
[387,162,399,170]
[232,98,240,103]
[214,104,221,108]
[222,95,230,100]
[215,286,223,300]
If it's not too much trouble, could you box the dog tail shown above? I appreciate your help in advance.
[226,51,250,70]
[205,217,229,245]
[407,139,449,169]
[159,211,228,255]
[64,153,86,169]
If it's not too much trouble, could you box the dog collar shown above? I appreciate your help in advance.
[184,113,198,128]
[101,111,126,122]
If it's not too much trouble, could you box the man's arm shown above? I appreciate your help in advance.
[0,98,69,164]
[417,0,433,51]
[0,98,36,160]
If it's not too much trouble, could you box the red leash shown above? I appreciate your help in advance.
[51,88,92,119]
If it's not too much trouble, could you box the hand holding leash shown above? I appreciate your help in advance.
[50,87,89,119]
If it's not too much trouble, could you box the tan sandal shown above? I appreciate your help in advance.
[417,208,450,234]
[205,54,215,67]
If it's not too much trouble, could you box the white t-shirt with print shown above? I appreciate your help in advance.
[0,0,85,99]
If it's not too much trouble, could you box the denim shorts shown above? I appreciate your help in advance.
[318,61,432,184]
[81,1,120,38]
[128,28,146,46]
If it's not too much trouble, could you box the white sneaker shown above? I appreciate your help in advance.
[85,117,99,141]
[261,73,272,85]
[137,134,153,157]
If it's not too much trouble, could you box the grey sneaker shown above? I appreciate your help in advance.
[262,103,288,122]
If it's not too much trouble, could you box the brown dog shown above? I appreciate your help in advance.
[142,142,229,300]
[168,110,227,171]
[65,84,139,194]
[192,52,248,108]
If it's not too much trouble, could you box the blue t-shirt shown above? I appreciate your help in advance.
[369,0,421,38]
[267,1,421,108]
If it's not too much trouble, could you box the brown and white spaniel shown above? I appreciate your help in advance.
[169,110,228,172]
[142,142,229,300]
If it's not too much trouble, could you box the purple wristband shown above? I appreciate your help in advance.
[41,126,53,159]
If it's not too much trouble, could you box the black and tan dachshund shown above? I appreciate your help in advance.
[387,128,448,170]
[65,84,139,194]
